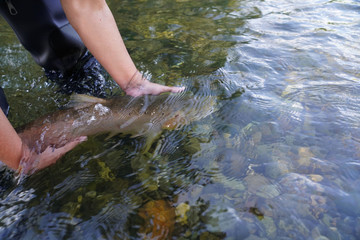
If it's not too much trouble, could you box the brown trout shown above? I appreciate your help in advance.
[18,93,216,153]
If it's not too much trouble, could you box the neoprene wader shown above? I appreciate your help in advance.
[0,0,86,72]
[0,88,9,116]
[0,0,87,116]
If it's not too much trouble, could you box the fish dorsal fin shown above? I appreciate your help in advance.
[68,94,107,109]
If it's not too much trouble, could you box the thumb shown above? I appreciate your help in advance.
[54,136,88,154]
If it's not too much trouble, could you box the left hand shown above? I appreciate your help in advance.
[124,70,185,97]
[125,79,185,97]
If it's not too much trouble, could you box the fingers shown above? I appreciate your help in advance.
[169,86,185,93]
[56,136,88,154]
[159,85,185,95]
[134,83,185,96]
[125,77,185,97]
[35,136,87,171]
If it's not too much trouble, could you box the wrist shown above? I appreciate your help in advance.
[124,70,148,96]
[17,143,37,175]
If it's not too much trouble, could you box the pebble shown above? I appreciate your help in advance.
[85,191,97,198]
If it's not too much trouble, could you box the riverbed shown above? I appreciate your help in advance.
[1,0,360,239]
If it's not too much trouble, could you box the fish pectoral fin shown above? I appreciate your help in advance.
[67,94,107,109]
[130,123,153,138]
[142,130,162,154]
[105,131,119,140]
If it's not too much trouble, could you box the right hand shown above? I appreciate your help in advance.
[19,136,87,174]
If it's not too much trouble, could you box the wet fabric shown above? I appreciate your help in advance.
[0,0,86,72]
[45,51,109,98]
[0,0,110,114]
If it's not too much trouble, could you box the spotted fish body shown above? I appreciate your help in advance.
[18,93,216,153]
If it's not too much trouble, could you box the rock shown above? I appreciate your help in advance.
[85,191,96,198]
[308,174,323,182]
[245,174,280,199]
[314,236,329,240]
[297,147,314,166]
[98,161,115,181]
[199,231,225,240]
[175,203,191,225]
[208,207,250,239]
[279,173,325,194]
[265,161,289,179]
[334,193,360,217]
[311,226,322,239]
[321,214,333,227]
[252,131,262,144]
[262,216,276,239]
[184,138,201,154]
[220,149,248,179]
[327,227,342,240]
[138,199,176,240]
[244,235,268,240]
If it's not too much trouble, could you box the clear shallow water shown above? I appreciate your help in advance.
[1,0,360,239]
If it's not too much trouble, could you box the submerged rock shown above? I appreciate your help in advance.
[220,149,248,179]
[261,216,276,239]
[308,174,324,182]
[314,236,330,240]
[334,193,360,217]
[265,160,290,179]
[245,174,280,199]
[138,199,176,240]
[175,202,191,225]
[297,147,314,166]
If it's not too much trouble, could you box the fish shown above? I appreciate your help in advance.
[17,93,217,154]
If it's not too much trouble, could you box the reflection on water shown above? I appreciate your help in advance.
[1,0,360,239]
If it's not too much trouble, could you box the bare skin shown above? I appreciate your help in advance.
[0,108,87,173]
[61,0,184,96]
[0,0,184,173]
[0,109,22,170]
[0,109,87,173]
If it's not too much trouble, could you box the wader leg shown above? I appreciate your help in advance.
[0,0,108,97]
[0,87,9,117]
[0,0,86,72]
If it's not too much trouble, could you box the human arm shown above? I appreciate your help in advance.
[0,109,22,170]
[0,109,86,173]
[60,0,184,97]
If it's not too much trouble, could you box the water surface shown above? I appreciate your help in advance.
[1,0,360,239]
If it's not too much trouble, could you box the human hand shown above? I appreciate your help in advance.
[19,136,87,174]
[125,70,185,97]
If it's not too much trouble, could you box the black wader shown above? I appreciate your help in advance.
[0,87,9,116]
[0,0,86,72]
[0,0,107,115]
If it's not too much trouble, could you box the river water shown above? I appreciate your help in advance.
[1,0,360,239]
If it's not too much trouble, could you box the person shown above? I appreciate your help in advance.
[0,0,184,174]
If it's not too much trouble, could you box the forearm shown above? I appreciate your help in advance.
[61,0,137,90]
[1,109,87,173]
[0,110,22,170]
